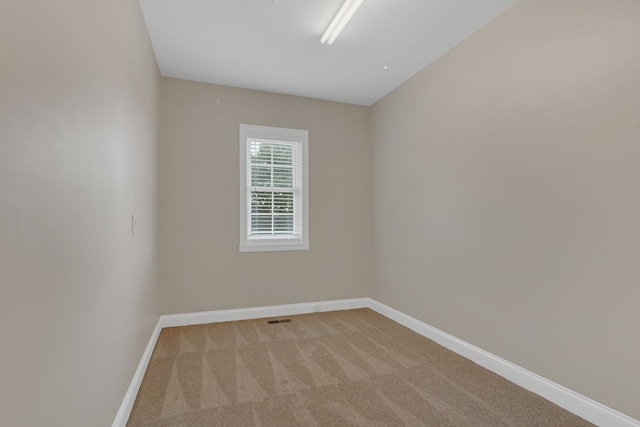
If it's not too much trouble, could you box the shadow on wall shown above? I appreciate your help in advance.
[0,201,20,243]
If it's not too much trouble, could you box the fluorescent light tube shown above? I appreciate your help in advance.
[321,0,364,45]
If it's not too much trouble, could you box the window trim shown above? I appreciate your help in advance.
[239,124,309,253]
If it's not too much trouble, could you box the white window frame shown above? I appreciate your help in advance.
[239,124,309,252]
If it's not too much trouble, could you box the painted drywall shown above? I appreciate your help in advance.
[371,0,640,419]
[0,0,160,426]
[158,78,371,314]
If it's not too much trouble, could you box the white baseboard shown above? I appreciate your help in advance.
[112,318,163,427]
[159,297,370,328]
[113,297,639,427]
[367,299,640,427]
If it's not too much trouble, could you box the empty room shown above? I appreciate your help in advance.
[1,0,639,426]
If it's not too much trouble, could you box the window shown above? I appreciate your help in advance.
[239,124,309,252]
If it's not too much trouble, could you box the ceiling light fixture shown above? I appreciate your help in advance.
[320,0,364,45]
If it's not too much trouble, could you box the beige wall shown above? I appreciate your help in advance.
[158,78,371,314]
[0,0,160,426]
[372,0,640,419]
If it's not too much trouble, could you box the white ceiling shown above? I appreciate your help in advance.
[140,0,518,106]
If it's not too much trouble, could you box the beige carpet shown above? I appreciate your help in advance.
[127,309,593,426]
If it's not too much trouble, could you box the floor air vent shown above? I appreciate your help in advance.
[267,319,291,324]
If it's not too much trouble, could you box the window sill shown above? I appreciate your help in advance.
[239,242,309,253]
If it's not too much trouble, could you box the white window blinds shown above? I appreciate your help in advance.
[247,139,302,238]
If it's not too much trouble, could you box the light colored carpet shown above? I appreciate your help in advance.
[127,308,593,426]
